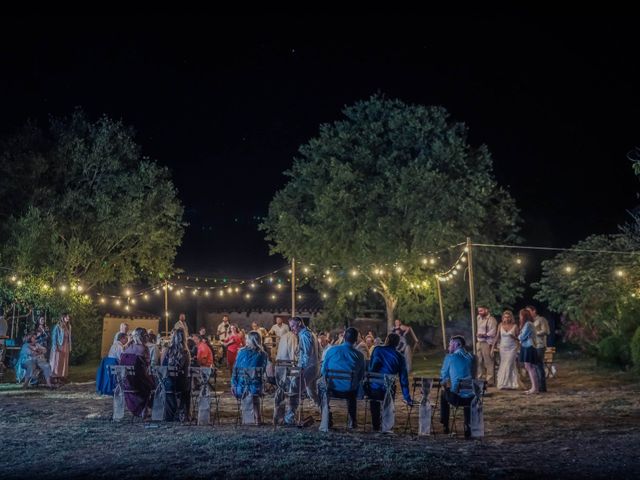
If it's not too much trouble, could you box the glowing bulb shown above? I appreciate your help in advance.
[10,275,17,282]
[245,293,251,300]
[125,305,130,311]
[456,264,462,270]
[130,299,136,305]
[350,270,358,277]
[326,276,333,284]
[395,266,403,273]
[322,293,328,299]
[516,258,522,265]
[271,294,276,300]
[250,283,256,289]
[372,288,377,293]
[115,299,121,306]
[60,285,67,292]
[288,269,292,274]
[452,270,458,275]
[564,266,573,274]
[77,285,83,292]
[297,294,303,300]
[192,289,198,295]
[124,289,131,296]
[325,270,330,275]
[464,247,469,253]
[348,291,354,296]
[234,287,239,293]
[422,258,428,265]
[269,277,274,283]
[100,298,106,304]
[460,256,466,263]
[219,290,224,297]
[276,284,283,290]
[204,291,210,297]
[616,270,625,277]
[16,280,23,286]
[143,294,149,300]
[303,267,309,273]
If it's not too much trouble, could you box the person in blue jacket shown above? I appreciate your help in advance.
[321,327,365,429]
[367,333,413,431]
[439,335,474,437]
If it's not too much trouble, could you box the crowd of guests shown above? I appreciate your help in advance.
[15,313,72,388]
[89,305,550,433]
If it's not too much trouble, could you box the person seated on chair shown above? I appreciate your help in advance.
[231,331,269,424]
[320,327,365,429]
[367,333,413,431]
[114,322,129,343]
[97,333,127,395]
[439,335,474,438]
[161,328,191,421]
[120,328,154,418]
[20,333,54,388]
[194,334,214,367]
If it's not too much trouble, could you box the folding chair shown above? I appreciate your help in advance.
[110,365,137,422]
[323,368,356,429]
[273,361,306,427]
[362,372,397,432]
[150,365,184,421]
[233,367,265,426]
[189,366,220,425]
[403,377,440,434]
[449,379,486,436]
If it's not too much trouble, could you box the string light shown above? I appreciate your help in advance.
[100,297,106,304]
[130,298,136,305]
[143,294,149,300]
[350,269,358,277]
[59,285,67,292]
[616,270,625,277]
[564,266,574,274]
[204,291,210,297]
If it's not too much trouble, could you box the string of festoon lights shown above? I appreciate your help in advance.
[4,241,640,313]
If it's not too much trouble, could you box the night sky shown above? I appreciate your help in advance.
[2,16,639,280]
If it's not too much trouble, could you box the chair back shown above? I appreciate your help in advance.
[324,368,355,392]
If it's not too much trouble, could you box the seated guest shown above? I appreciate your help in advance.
[318,332,332,360]
[114,322,129,343]
[188,335,199,366]
[439,335,474,438]
[231,331,269,423]
[320,327,365,429]
[120,328,154,418]
[96,333,127,395]
[367,333,413,431]
[146,332,159,367]
[161,328,191,421]
[19,333,54,388]
[356,333,373,364]
[195,334,214,367]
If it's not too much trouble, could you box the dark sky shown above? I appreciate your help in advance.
[1,16,639,279]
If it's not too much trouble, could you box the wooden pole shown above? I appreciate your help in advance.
[164,280,169,336]
[467,237,477,355]
[436,276,447,351]
[291,258,296,318]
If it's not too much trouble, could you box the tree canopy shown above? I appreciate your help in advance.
[261,96,522,331]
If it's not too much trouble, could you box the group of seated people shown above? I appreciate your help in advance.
[98,316,478,436]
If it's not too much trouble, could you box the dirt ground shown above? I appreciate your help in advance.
[1,351,639,479]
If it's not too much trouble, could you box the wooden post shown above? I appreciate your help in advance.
[467,237,477,355]
[291,258,296,318]
[164,280,169,336]
[436,276,447,351]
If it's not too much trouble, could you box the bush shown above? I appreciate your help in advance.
[631,327,640,369]
[597,335,631,368]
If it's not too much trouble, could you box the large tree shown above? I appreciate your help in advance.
[0,110,184,361]
[261,96,522,332]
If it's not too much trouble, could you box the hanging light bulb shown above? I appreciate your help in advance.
[271,294,277,300]
[204,290,210,297]
[430,258,437,264]
[350,269,358,277]
[322,293,328,299]
[100,297,106,304]
[303,267,309,274]
[143,294,149,300]
[395,266,403,273]
[115,299,121,306]
[130,298,136,305]
[616,269,625,277]
[421,258,428,265]
[460,256,467,263]
[245,293,251,300]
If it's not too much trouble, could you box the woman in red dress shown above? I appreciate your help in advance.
[224,325,244,372]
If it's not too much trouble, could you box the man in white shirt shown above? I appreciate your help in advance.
[108,333,128,360]
[476,305,497,386]
[216,315,231,367]
[268,317,290,338]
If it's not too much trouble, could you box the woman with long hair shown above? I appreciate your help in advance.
[120,327,154,417]
[231,331,269,424]
[161,328,191,421]
[49,314,72,381]
[224,324,244,371]
[35,316,50,358]
[493,310,521,390]
[518,308,539,394]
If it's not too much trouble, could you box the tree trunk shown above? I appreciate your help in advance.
[383,295,398,334]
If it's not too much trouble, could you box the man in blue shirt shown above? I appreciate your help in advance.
[321,327,365,429]
[367,333,412,431]
[440,335,474,437]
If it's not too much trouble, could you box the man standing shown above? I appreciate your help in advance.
[113,322,129,343]
[174,313,190,338]
[216,315,231,367]
[440,335,474,438]
[475,306,497,386]
[527,305,549,392]
[269,316,290,339]
[289,317,320,408]
[321,327,365,429]
[273,329,299,425]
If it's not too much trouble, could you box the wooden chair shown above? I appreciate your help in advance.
[233,367,265,426]
[403,377,441,434]
[449,379,486,436]
[362,371,397,432]
[323,368,356,429]
[544,347,557,378]
[189,366,220,425]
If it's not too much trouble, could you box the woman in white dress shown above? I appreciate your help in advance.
[493,310,520,390]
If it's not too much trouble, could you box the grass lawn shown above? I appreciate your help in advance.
[1,350,639,479]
